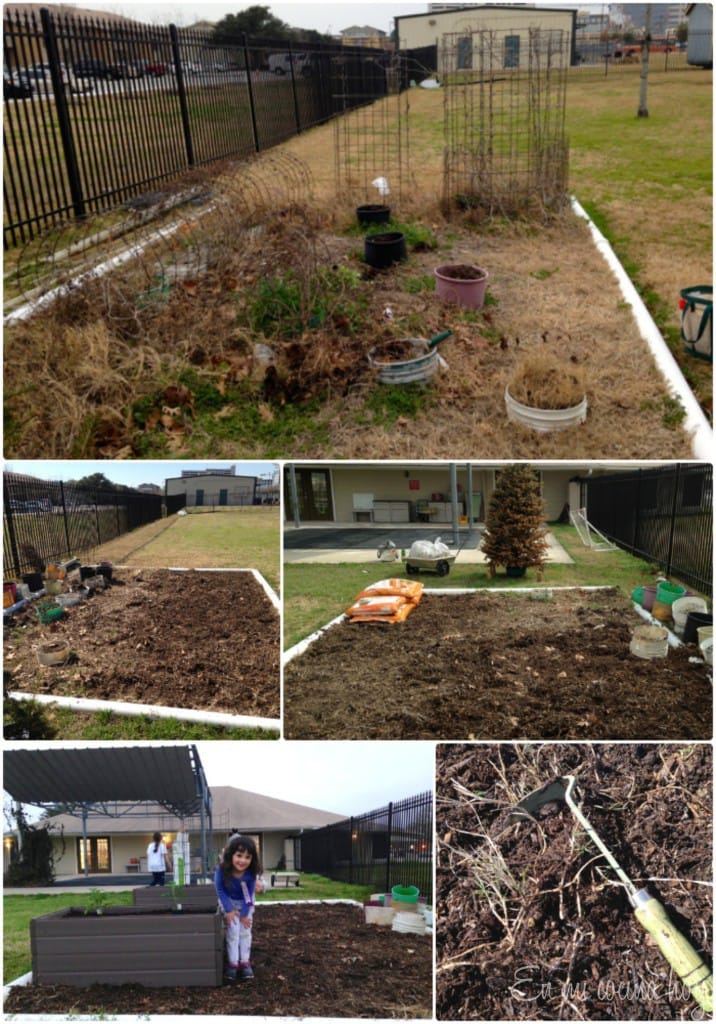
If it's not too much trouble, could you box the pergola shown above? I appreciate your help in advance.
[3,744,213,877]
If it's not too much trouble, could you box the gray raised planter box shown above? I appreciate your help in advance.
[132,884,218,911]
[30,906,223,987]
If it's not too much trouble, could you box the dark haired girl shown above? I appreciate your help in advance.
[215,834,264,982]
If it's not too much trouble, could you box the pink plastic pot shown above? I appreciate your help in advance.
[641,584,658,611]
[434,264,489,309]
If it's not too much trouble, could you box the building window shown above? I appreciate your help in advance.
[504,35,520,68]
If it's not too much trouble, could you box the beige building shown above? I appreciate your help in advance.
[284,463,624,527]
[396,4,577,65]
[5,787,345,881]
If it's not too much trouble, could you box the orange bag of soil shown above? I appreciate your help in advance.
[356,578,424,604]
[348,601,417,624]
[347,594,408,618]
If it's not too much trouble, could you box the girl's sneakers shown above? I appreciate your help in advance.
[225,962,254,982]
[239,962,255,980]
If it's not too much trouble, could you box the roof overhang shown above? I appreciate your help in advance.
[3,745,210,819]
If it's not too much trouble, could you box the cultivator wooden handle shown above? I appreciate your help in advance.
[633,890,713,1014]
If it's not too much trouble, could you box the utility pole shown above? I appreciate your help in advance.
[637,4,652,118]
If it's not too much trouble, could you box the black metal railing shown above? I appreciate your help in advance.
[580,463,713,596]
[3,471,184,577]
[3,7,400,247]
[298,791,433,902]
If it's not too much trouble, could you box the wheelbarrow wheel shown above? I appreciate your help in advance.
[436,560,450,577]
[405,563,419,576]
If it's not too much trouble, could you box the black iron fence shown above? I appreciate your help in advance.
[3,7,401,247]
[3,471,185,577]
[298,791,433,902]
[581,463,713,596]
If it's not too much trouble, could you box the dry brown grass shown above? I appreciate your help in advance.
[508,351,587,409]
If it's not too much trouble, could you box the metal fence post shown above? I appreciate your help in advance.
[59,480,72,559]
[242,34,260,152]
[170,23,195,166]
[286,38,302,133]
[3,478,22,578]
[385,801,393,894]
[39,7,86,221]
[665,462,681,579]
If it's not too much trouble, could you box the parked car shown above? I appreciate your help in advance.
[267,52,313,76]
[144,62,168,77]
[4,67,33,99]
[74,57,118,79]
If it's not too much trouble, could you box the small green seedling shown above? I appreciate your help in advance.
[84,888,112,915]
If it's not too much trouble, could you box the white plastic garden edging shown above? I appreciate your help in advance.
[7,690,280,731]
[571,196,712,459]
[283,586,618,664]
[7,567,281,730]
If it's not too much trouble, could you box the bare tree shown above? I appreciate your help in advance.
[637,4,652,118]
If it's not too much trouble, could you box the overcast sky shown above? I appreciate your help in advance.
[4,741,435,819]
[100,2,427,34]
[5,460,278,489]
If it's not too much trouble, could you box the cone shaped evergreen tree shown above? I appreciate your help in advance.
[482,464,548,578]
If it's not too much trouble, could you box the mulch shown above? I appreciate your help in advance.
[284,590,712,740]
[4,568,279,719]
[436,742,713,1020]
[4,903,433,1017]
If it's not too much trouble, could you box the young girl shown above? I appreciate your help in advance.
[214,834,263,982]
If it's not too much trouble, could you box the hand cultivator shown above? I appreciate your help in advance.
[511,774,713,1014]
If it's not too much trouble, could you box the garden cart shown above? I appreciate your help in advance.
[404,553,456,577]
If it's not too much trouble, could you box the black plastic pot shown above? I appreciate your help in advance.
[365,231,407,269]
[22,572,43,592]
[357,204,390,226]
[79,565,96,581]
[97,563,113,581]
[683,611,713,644]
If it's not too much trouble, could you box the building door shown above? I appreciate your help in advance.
[219,488,228,506]
[76,837,111,873]
[284,468,334,521]
[195,488,204,507]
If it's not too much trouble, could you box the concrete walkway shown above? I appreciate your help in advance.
[283,522,573,565]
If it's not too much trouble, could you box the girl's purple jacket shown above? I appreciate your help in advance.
[214,864,256,916]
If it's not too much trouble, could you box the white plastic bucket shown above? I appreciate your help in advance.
[36,640,71,667]
[364,905,396,926]
[505,386,588,432]
[671,596,708,632]
[392,911,426,935]
[630,624,669,660]
[700,637,713,665]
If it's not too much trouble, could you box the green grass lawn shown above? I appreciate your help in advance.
[94,506,280,594]
[3,874,374,984]
[283,524,686,649]
[18,706,280,741]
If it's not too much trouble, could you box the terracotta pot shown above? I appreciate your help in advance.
[434,263,488,309]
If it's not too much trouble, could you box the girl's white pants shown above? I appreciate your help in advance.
[223,899,254,964]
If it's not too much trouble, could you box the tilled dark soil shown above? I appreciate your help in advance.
[4,568,279,719]
[283,590,712,740]
[4,904,433,1017]
[436,743,713,1020]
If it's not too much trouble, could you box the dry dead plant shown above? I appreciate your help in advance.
[508,349,587,409]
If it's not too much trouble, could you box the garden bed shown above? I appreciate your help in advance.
[3,195,707,460]
[29,905,223,987]
[283,589,712,740]
[5,903,433,1017]
[3,568,279,720]
[435,742,713,1020]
